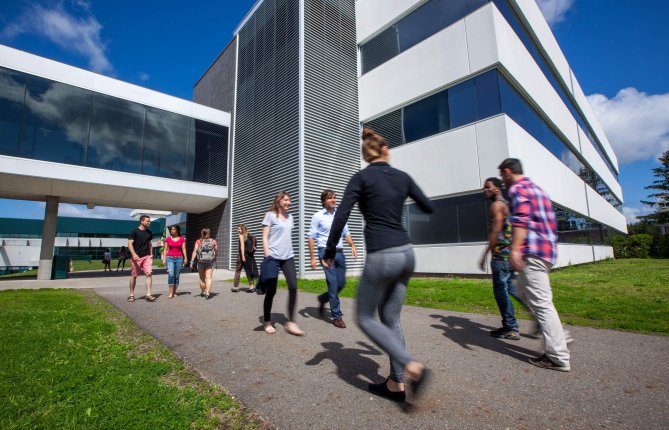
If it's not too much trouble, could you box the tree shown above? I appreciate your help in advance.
[639,150,669,224]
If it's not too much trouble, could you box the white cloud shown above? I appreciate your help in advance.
[622,205,654,224]
[536,0,575,26]
[58,204,133,220]
[1,1,113,74]
[587,88,669,164]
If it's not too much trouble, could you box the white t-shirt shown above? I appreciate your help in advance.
[262,212,294,260]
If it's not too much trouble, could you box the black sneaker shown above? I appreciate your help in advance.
[490,328,520,340]
[368,378,406,403]
[528,354,570,372]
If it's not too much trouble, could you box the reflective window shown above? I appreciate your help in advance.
[20,75,91,165]
[143,107,191,179]
[0,67,26,156]
[474,69,500,118]
[192,120,228,186]
[88,93,143,173]
[407,193,487,244]
[448,79,477,128]
[403,91,445,143]
[555,205,611,246]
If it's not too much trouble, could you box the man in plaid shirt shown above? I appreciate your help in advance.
[499,158,571,372]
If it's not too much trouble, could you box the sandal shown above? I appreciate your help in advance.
[127,295,135,302]
[145,295,156,302]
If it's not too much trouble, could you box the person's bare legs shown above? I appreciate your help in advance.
[204,267,213,296]
[198,269,206,295]
[145,274,152,298]
[129,276,137,300]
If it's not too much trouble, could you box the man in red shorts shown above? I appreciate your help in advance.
[128,215,155,302]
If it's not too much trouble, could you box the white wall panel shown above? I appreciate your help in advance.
[509,0,572,94]
[578,127,623,201]
[391,125,481,198]
[413,244,487,274]
[355,0,426,44]
[593,246,614,261]
[555,244,594,267]
[359,21,470,121]
[586,186,627,233]
[492,8,580,151]
[0,243,40,267]
[475,116,510,183]
[505,118,588,216]
[464,4,499,74]
[0,45,230,126]
[569,74,619,170]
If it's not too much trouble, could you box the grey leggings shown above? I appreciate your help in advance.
[356,244,415,383]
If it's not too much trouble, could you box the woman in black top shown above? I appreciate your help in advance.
[323,128,434,405]
[232,224,258,292]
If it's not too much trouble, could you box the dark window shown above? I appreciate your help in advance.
[407,193,487,244]
[474,69,501,119]
[365,110,404,148]
[142,107,191,180]
[192,120,228,186]
[448,79,477,128]
[88,93,143,173]
[403,91,446,143]
[20,75,91,165]
[0,67,26,156]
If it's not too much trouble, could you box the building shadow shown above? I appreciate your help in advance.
[306,341,384,392]
[429,314,538,363]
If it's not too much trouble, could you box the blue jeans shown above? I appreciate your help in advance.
[491,259,519,331]
[317,247,346,320]
[166,256,184,286]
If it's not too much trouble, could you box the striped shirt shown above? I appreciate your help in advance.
[508,176,557,265]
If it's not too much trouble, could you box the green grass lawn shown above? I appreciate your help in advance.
[264,258,669,335]
[1,260,166,278]
[0,289,264,429]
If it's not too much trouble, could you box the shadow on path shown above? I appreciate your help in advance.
[298,306,329,323]
[306,341,383,391]
[429,314,538,363]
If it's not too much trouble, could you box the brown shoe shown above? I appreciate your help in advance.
[333,318,346,329]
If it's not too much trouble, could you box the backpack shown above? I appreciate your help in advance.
[198,239,216,264]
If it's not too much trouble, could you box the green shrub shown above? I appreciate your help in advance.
[614,234,654,258]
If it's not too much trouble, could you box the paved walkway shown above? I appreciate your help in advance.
[3,272,668,429]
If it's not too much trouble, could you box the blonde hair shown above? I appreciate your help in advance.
[200,228,211,239]
[269,191,290,214]
[238,224,248,241]
[361,127,388,163]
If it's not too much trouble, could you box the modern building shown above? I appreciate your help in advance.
[0,216,166,274]
[1,0,627,278]
[0,44,230,278]
[355,0,626,273]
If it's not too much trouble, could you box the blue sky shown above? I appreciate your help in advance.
[0,0,667,223]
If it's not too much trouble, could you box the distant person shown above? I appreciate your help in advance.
[189,228,217,300]
[323,128,433,404]
[232,224,259,293]
[162,224,187,299]
[479,177,521,340]
[128,215,155,302]
[308,189,358,328]
[117,246,128,271]
[499,158,570,372]
[103,248,111,272]
[257,191,304,336]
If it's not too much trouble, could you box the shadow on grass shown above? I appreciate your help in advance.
[429,314,538,363]
[306,341,383,391]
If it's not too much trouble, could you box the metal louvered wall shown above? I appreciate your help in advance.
[303,0,363,275]
[232,0,301,267]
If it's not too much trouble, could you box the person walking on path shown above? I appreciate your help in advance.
[257,191,304,336]
[232,224,259,293]
[499,157,571,372]
[189,228,217,300]
[308,189,358,328]
[117,246,128,271]
[162,224,187,299]
[103,248,112,272]
[128,215,155,302]
[479,177,521,340]
[322,128,434,404]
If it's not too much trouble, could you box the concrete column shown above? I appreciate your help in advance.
[37,196,59,280]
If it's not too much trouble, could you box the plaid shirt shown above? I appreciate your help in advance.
[508,176,557,265]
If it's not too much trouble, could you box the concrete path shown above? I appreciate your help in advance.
[3,273,668,429]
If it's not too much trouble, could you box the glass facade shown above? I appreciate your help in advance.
[360,0,618,179]
[364,69,623,213]
[407,194,613,246]
[0,66,228,186]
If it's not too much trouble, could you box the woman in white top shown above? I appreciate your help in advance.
[259,191,304,335]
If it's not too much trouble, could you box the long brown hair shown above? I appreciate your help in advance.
[200,228,211,239]
[238,224,248,241]
[269,191,290,214]
[361,127,388,163]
